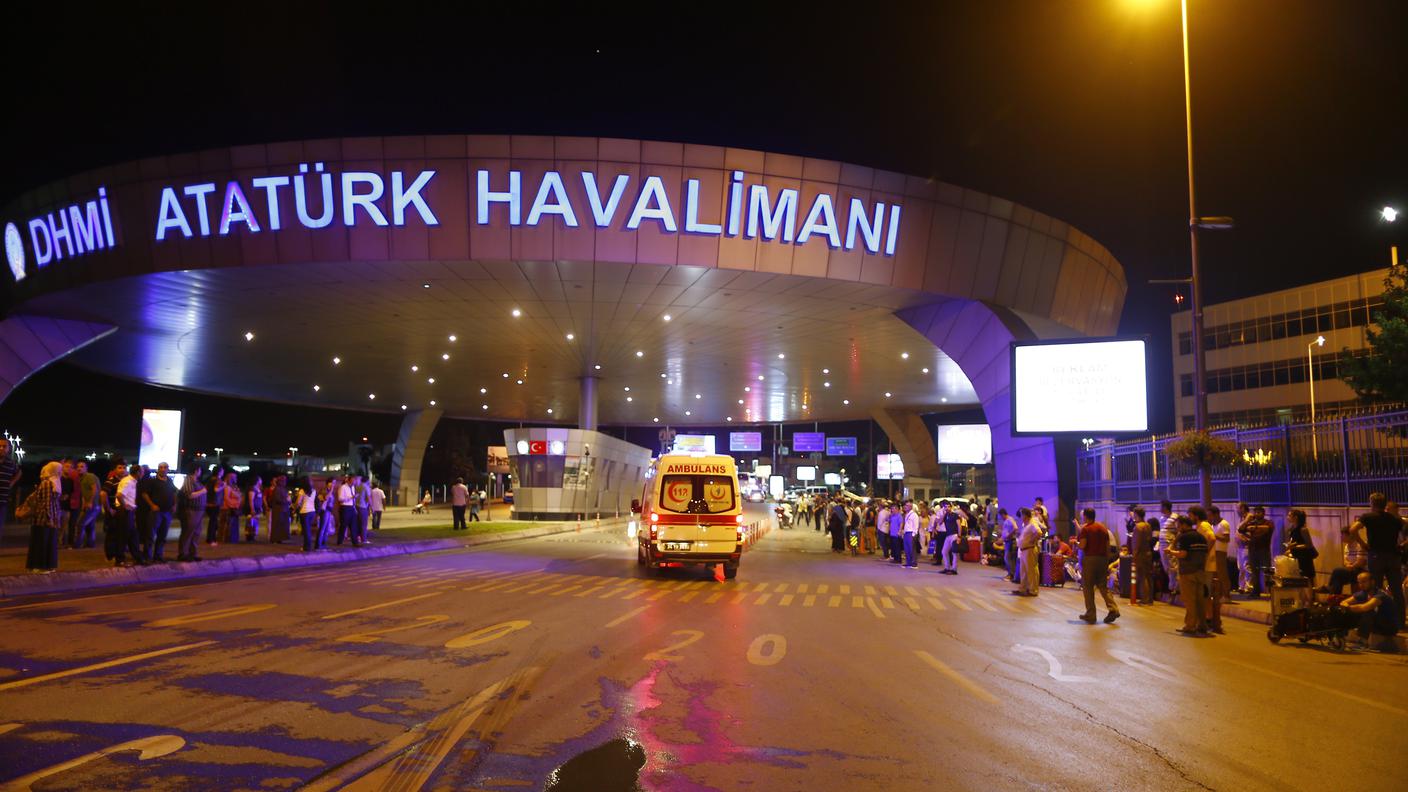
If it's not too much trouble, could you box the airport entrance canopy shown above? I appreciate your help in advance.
[0,135,1127,508]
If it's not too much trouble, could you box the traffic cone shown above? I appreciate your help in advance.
[715,563,726,582]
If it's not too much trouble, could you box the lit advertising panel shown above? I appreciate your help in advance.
[796,466,817,481]
[672,434,716,454]
[793,432,825,452]
[936,425,993,465]
[876,453,905,480]
[1011,338,1149,435]
[729,432,763,452]
[138,409,183,470]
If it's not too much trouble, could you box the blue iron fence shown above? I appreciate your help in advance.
[1076,408,1408,508]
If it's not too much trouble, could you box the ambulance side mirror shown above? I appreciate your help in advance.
[630,499,642,514]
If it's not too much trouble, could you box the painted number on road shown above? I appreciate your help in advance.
[644,630,705,662]
[444,619,532,649]
[745,634,787,667]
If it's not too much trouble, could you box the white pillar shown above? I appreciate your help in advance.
[580,375,599,432]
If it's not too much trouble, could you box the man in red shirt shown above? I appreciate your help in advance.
[1074,508,1121,624]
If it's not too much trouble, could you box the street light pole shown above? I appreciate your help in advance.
[1308,335,1325,461]
[1180,0,1211,508]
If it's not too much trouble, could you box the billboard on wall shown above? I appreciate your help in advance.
[793,432,825,452]
[1011,338,1149,435]
[486,446,510,474]
[729,432,762,452]
[936,425,993,465]
[138,409,182,470]
[796,466,817,481]
[876,453,905,480]
[672,434,716,454]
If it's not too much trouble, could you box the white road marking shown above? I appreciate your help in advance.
[1012,644,1096,683]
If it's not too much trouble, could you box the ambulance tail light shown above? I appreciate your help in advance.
[649,512,658,541]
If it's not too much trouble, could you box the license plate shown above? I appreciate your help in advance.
[664,542,690,551]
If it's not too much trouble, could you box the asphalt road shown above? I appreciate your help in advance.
[1,503,1405,791]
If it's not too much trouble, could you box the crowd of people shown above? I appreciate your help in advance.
[9,450,391,573]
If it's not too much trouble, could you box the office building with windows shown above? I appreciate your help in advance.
[1171,268,1388,430]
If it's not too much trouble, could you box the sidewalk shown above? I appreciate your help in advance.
[0,506,626,599]
[1154,589,1407,653]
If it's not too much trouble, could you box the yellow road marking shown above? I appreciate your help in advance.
[679,590,700,603]
[752,583,769,592]
[966,596,998,612]
[338,615,450,644]
[803,595,817,607]
[497,581,540,594]
[774,583,789,593]
[928,597,947,611]
[704,592,725,604]
[903,597,921,611]
[605,606,650,628]
[828,596,843,608]
[444,620,532,649]
[746,634,787,667]
[527,583,563,595]
[731,592,749,604]
[779,594,795,607]
[905,586,921,596]
[949,598,973,611]
[924,586,943,596]
[0,641,217,692]
[879,597,895,609]
[322,593,440,620]
[598,588,623,600]
[648,589,671,601]
[797,584,809,593]
[884,586,899,596]
[851,596,865,608]
[146,603,276,627]
[866,598,887,619]
[622,589,647,600]
[49,598,204,621]
[839,584,852,595]
[817,584,829,594]
[754,593,772,606]
[914,650,998,705]
[550,585,584,596]
[864,585,877,596]
[575,586,605,598]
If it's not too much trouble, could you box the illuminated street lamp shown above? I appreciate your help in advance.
[1308,335,1326,461]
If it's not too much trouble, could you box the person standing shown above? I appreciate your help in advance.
[0,438,21,547]
[132,465,152,559]
[1283,508,1318,581]
[1238,505,1274,598]
[21,461,62,572]
[204,467,224,546]
[222,472,243,544]
[99,461,122,561]
[336,475,359,546]
[874,500,891,561]
[370,481,386,530]
[354,475,372,544]
[1210,505,1233,602]
[141,463,178,562]
[296,480,321,552]
[73,461,100,549]
[1189,505,1223,634]
[113,464,147,566]
[58,459,76,548]
[998,508,1019,584]
[244,476,264,542]
[1013,508,1041,597]
[1074,508,1120,624]
[1171,515,1211,635]
[450,477,469,531]
[1157,500,1179,595]
[888,503,905,565]
[268,474,291,544]
[900,499,919,568]
[178,465,205,562]
[1357,492,1406,625]
[1128,507,1155,605]
[1232,502,1253,593]
[940,501,963,575]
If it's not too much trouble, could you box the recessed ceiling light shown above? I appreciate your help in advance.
[430,400,437,406]
[368,393,376,400]
[422,283,430,289]
[940,397,948,403]
[594,364,602,370]
[694,393,702,399]
[737,399,744,404]
[777,353,785,359]
[313,385,320,392]
[842,399,850,405]
[663,314,672,322]
[822,368,830,374]
[901,352,909,359]
[685,410,692,416]
[922,367,930,374]
[626,396,633,402]
[503,372,510,378]
[823,382,831,388]
[667,379,674,385]
[660,373,667,378]
[448,334,457,342]
[411,365,419,372]
[511,308,522,317]
[566,333,575,341]
[442,353,450,360]
[333,356,341,365]
[516,379,524,385]
[482,404,488,409]
[401,404,408,410]
[624,386,631,392]
[884,392,892,398]
[547,408,554,414]
[427,377,435,384]
[244,331,254,341]
[635,350,644,357]
[757,375,764,381]
[480,387,487,394]
[653,417,659,423]
[726,417,733,422]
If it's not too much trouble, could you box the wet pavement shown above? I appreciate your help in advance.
[1,504,1405,791]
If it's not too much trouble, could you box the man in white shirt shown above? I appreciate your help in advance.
[336,477,359,547]
[1013,508,1041,597]
[451,478,470,531]
[1210,504,1232,603]
[1158,500,1179,594]
[113,466,147,566]
[370,482,385,531]
[901,499,920,569]
[875,502,892,562]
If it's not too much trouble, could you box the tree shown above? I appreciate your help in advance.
[1165,430,1238,509]
[1340,265,1408,402]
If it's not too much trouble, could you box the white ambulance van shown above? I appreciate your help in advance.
[633,454,743,579]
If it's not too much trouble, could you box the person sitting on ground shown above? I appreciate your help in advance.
[1342,571,1403,650]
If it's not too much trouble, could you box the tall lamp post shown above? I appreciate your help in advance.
[1307,335,1325,461]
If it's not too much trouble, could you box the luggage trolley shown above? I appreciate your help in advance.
[1266,576,1354,650]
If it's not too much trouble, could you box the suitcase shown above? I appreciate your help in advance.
[1040,552,1066,587]
[963,537,981,563]
[1270,577,1312,618]
[1116,555,1133,598]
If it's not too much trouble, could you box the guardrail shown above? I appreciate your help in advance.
[742,520,771,551]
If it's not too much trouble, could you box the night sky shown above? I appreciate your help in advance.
[2,1,1405,455]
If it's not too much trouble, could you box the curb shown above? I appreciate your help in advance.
[0,520,623,600]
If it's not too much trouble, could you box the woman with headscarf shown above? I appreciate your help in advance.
[23,461,63,572]
[268,474,291,544]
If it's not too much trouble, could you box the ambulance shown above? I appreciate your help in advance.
[633,454,743,579]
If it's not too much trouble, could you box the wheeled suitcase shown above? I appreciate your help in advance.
[963,536,981,563]
[1040,552,1066,586]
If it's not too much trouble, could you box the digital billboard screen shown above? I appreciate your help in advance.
[936,425,993,465]
[825,436,856,456]
[1011,338,1149,434]
[138,408,183,470]
[793,432,825,452]
[672,434,716,454]
[729,432,763,452]
[876,453,905,480]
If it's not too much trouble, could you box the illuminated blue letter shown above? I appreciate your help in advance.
[625,176,677,232]
[28,218,53,266]
[526,171,579,227]
[683,179,721,235]
[220,181,261,234]
[68,201,105,253]
[885,205,901,256]
[183,183,217,236]
[845,198,885,254]
[342,172,388,227]
[477,170,521,225]
[582,172,629,227]
[796,194,841,248]
[251,176,289,231]
[155,187,193,241]
[746,185,798,242]
[391,170,438,226]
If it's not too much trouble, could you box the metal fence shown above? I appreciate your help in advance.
[1077,407,1408,508]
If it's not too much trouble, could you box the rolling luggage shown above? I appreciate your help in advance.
[1040,552,1066,587]
[963,536,981,563]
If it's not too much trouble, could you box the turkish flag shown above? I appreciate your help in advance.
[529,440,547,455]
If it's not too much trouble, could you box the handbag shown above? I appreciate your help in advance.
[14,488,37,521]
